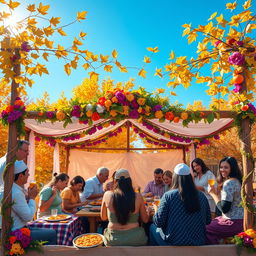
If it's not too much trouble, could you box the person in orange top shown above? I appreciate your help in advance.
[61,176,87,213]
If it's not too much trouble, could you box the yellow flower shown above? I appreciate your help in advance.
[110,110,117,117]
[181,112,189,120]
[10,243,24,255]
[145,105,151,113]
[86,110,93,117]
[126,93,134,102]
[245,229,256,238]
[122,106,129,116]
[155,110,163,119]
[137,97,146,106]
[138,107,143,113]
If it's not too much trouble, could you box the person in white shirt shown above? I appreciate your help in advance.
[80,167,109,202]
[0,140,29,186]
[0,160,57,244]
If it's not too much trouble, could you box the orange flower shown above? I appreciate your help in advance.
[137,98,146,106]
[173,116,180,123]
[165,111,174,121]
[241,105,249,111]
[155,110,163,119]
[14,100,24,106]
[56,110,66,121]
[111,96,118,103]
[91,112,100,121]
[20,227,30,236]
[122,106,129,115]
[86,110,93,117]
[200,112,205,118]
[38,112,44,116]
[9,236,17,244]
[104,100,112,108]
[233,74,244,84]
[181,112,189,120]
[110,110,117,117]
[5,105,14,113]
[126,93,134,102]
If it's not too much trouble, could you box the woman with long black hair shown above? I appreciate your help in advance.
[150,163,211,246]
[101,169,149,246]
[206,157,243,244]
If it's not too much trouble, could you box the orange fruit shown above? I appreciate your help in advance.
[173,116,180,123]
[233,74,244,84]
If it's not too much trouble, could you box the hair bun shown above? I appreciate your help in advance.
[53,172,58,177]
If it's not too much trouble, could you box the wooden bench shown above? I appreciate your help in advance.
[26,244,250,256]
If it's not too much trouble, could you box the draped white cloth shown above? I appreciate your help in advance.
[68,150,183,189]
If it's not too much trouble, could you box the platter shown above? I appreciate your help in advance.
[73,233,105,248]
[89,200,102,206]
[43,214,72,222]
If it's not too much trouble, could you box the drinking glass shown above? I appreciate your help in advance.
[51,209,58,216]
[208,179,215,186]
[29,181,36,189]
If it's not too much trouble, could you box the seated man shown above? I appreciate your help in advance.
[143,168,165,198]
[80,167,109,202]
[0,160,57,244]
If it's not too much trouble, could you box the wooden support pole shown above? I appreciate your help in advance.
[1,48,20,255]
[182,146,186,164]
[239,70,255,230]
[65,147,70,174]
[127,121,130,152]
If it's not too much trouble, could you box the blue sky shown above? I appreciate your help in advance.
[7,0,243,107]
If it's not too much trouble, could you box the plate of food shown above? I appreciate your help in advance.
[73,233,105,248]
[145,197,154,202]
[43,214,72,222]
[89,200,102,206]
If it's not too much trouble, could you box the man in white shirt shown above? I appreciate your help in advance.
[80,167,109,202]
[0,160,57,244]
[0,140,29,186]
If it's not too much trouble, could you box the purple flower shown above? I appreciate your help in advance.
[129,109,139,119]
[46,111,54,119]
[236,41,243,47]
[7,110,22,123]
[228,52,245,66]
[214,135,220,140]
[215,40,221,47]
[133,128,139,133]
[35,136,41,142]
[73,105,80,111]
[20,234,32,248]
[97,125,103,130]
[110,120,116,125]
[21,42,31,52]
[71,109,80,118]
[115,91,126,104]
[233,84,242,93]
[117,127,122,133]
[1,110,7,118]
[131,100,139,109]
[152,104,162,112]
[244,236,253,247]
[248,103,256,115]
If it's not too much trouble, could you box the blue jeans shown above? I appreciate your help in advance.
[149,224,170,246]
[30,227,57,245]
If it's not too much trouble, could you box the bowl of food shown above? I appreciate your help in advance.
[73,233,105,248]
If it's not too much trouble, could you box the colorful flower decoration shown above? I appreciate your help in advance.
[0,97,26,135]
[6,228,45,255]
[233,229,256,253]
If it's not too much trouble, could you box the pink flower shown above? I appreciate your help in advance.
[228,52,245,66]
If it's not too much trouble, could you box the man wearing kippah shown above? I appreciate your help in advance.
[0,140,30,186]
[0,160,57,244]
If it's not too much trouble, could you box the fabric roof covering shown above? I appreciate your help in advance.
[25,118,233,146]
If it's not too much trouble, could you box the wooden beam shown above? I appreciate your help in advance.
[72,147,181,151]
[1,48,20,256]
[127,121,130,152]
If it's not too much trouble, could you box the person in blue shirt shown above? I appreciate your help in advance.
[150,163,211,246]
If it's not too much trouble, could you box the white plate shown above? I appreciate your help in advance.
[43,214,72,222]
[73,233,105,249]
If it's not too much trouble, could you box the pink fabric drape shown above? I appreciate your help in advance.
[27,130,35,183]
[68,150,183,190]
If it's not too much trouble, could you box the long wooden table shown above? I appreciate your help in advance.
[75,207,101,233]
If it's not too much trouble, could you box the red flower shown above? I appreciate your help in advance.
[98,97,106,106]
[9,236,17,244]
[20,227,30,236]
[165,111,174,121]
[91,112,100,121]
[5,105,14,113]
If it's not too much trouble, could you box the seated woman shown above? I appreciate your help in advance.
[101,169,149,246]
[191,158,217,214]
[38,173,69,218]
[206,157,243,244]
[163,170,173,192]
[150,163,211,246]
[61,176,87,213]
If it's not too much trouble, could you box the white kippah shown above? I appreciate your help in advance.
[174,163,190,176]
[14,160,28,174]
